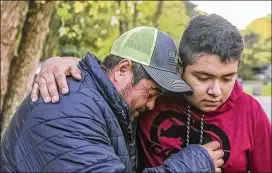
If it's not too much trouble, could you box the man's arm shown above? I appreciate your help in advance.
[249,104,272,173]
[143,144,217,173]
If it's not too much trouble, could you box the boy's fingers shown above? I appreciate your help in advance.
[203,141,220,150]
[45,72,59,103]
[213,149,224,159]
[31,83,39,102]
[215,158,224,167]
[53,67,69,94]
[70,65,81,80]
[38,77,51,103]
[215,167,222,172]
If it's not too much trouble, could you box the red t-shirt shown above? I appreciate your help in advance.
[138,81,271,173]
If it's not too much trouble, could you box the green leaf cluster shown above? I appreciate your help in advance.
[45,1,198,60]
[240,14,271,79]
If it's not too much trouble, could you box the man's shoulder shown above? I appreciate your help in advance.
[66,72,104,102]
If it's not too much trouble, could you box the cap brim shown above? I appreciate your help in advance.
[142,65,192,93]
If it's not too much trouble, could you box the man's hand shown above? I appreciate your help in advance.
[31,56,81,103]
[201,141,224,172]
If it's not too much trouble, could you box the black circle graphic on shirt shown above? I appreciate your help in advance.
[146,110,230,163]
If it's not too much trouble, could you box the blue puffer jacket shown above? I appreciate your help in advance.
[1,53,215,172]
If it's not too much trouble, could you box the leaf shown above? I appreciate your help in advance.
[58,26,70,37]
[243,14,271,40]
[74,1,85,13]
[72,24,83,37]
[68,32,77,38]
[61,2,71,9]
[56,8,72,20]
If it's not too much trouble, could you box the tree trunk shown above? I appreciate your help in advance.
[1,1,28,110]
[153,1,164,28]
[118,1,129,35]
[41,8,59,62]
[132,2,139,27]
[1,1,55,136]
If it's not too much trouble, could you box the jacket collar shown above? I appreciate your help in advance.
[79,52,130,127]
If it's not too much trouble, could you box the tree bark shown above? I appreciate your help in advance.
[153,1,164,28]
[118,1,129,35]
[1,1,28,110]
[1,1,55,136]
[132,2,139,28]
[41,8,59,62]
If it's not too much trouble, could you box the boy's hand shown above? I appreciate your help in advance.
[31,56,81,103]
[202,141,224,172]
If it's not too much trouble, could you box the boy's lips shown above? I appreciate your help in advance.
[203,100,221,107]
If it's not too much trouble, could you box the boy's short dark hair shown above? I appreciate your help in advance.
[178,14,244,69]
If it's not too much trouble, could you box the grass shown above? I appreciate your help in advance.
[262,83,272,96]
[244,83,271,96]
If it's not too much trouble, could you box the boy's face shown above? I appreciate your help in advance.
[182,55,238,112]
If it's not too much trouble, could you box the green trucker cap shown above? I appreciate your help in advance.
[110,26,191,92]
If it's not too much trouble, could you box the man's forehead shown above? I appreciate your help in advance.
[148,84,164,93]
[146,83,165,95]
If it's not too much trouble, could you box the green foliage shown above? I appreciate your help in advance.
[49,1,120,59]
[239,14,271,80]
[45,1,197,60]
[158,1,190,39]
[245,14,271,40]
[46,0,271,80]
[240,37,271,79]
[262,83,272,96]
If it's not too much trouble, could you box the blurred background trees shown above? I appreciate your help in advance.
[1,1,271,136]
[1,1,55,135]
[44,1,197,60]
[240,14,271,80]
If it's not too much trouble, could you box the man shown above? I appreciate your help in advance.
[31,14,271,173]
[1,26,223,172]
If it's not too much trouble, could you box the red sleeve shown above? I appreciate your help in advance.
[249,105,272,173]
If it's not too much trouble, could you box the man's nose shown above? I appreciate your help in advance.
[208,81,222,97]
[146,98,156,110]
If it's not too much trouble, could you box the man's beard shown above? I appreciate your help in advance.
[120,83,146,120]
[121,83,135,115]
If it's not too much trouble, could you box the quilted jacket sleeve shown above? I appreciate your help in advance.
[143,144,215,173]
[4,92,128,172]
[39,93,129,172]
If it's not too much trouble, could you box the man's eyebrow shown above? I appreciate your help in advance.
[150,87,163,95]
